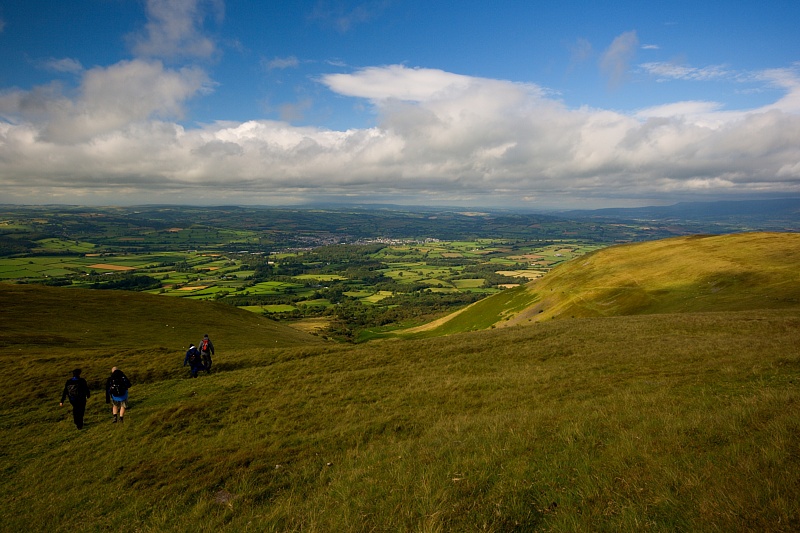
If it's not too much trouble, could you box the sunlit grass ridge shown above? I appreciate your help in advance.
[413,232,800,335]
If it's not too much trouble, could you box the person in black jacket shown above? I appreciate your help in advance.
[183,343,207,378]
[60,368,91,429]
[105,367,131,424]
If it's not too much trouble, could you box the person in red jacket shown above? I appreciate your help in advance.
[199,334,215,372]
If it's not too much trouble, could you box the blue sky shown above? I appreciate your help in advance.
[1,0,799,209]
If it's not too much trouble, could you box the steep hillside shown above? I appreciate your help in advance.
[410,232,800,335]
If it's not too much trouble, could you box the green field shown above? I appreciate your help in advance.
[0,238,600,340]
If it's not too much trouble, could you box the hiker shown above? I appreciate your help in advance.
[60,368,91,429]
[184,343,207,378]
[105,367,131,423]
[199,334,215,372]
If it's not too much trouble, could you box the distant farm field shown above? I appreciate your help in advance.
[0,238,602,339]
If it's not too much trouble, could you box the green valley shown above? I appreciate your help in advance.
[1,230,799,531]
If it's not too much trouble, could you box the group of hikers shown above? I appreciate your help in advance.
[59,334,215,429]
[183,334,215,378]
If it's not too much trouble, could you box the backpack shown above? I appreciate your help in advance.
[201,339,209,353]
[66,380,80,399]
[109,375,128,396]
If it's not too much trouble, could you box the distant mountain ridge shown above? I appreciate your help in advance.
[559,198,800,221]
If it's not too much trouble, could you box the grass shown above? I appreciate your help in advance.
[0,284,323,408]
[3,309,799,531]
[403,285,539,338]
[527,232,800,319]
[2,232,800,531]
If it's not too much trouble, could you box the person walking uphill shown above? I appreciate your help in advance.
[105,367,131,423]
[60,368,91,429]
[199,334,215,372]
[184,343,207,378]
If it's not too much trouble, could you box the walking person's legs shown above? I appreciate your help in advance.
[72,401,86,429]
[112,399,127,422]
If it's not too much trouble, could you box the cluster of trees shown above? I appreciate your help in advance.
[91,274,162,291]
[452,264,526,287]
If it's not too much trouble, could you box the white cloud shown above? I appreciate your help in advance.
[599,31,639,88]
[41,58,84,74]
[640,62,732,82]
[2,64,800,207]
[129,0,222,59]
[757,67,800,113]
[321,65,522,102]
[0,59,209,143]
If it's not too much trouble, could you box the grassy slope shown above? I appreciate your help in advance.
[2,236,800,531]
[411,232,800,336]
[0,283,324,406]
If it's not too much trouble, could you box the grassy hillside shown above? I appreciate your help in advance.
[0,283,323,406]
[412,232,800,336]
[2,238,800,531]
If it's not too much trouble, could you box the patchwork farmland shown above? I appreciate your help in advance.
[0,240,600,341]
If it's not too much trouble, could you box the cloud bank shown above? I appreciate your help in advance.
[2,61,800,207]
[1,2,799,208]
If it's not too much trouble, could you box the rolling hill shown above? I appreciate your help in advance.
[2,233,800,531]
[409,232,800,336]
[0,283,324,406]
[0,283,322,351]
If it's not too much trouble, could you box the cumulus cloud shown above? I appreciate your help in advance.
[1,63,800,207]
[129,0,223,59]
[0,59,209,143]
[600,31,639,88]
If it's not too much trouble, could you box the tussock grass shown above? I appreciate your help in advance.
[2,279,800,531]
